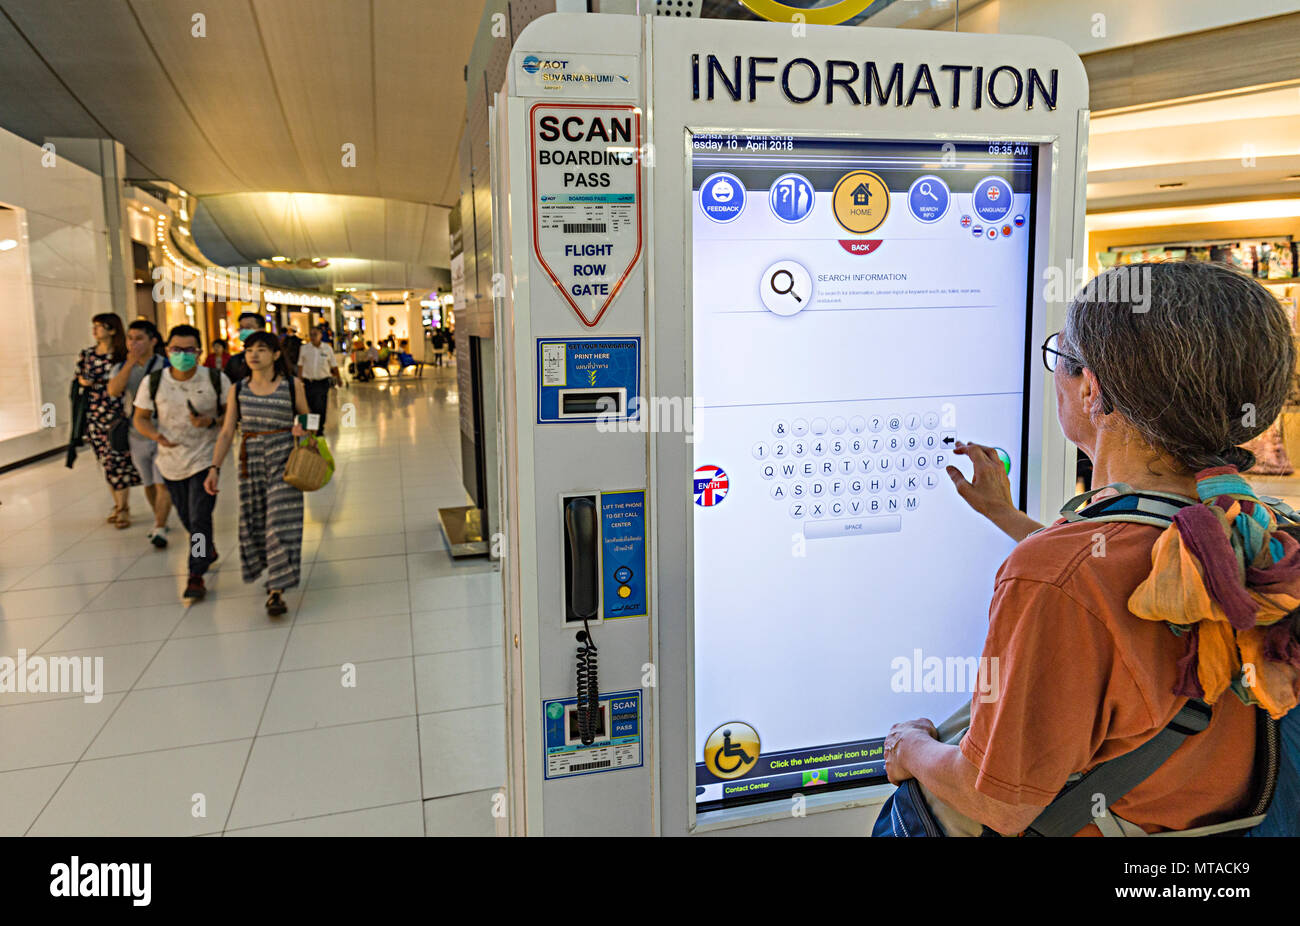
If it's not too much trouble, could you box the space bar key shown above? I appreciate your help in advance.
[804,515,902,539]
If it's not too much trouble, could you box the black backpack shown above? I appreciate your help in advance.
[224,353,249,383]
[148,366,225,419]
[108,355,164,451]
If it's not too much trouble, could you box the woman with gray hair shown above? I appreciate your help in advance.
[880,261,1300,836]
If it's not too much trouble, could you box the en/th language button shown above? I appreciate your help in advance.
[804,516,901,540]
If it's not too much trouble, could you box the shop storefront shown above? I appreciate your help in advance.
[263,290,335,338]
[1084,65,1300,490]
[1089,211,1300,485]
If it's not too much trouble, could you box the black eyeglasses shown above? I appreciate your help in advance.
[1042,332,1114,414]
[1041,332,1082,373]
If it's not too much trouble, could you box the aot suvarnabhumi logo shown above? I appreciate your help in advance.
[522,55,568,75]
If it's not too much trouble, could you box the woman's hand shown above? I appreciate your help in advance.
[156,434,178,448]
[946,441,1045,542]
[884,718,939,784]
[291,422,307,438]
[203,467,220,496]
[77,376,91,387]
[947,441,1014,518]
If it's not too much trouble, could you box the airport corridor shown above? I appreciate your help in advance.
[0,366,506,836]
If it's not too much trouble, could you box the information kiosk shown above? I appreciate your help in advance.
[491,11,1089,835]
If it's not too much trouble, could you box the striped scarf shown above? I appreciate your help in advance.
[1128,466,1300,718]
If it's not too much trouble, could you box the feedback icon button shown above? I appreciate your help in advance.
[700,172,745,223]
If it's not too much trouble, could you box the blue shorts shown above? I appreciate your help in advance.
[128,432,164,486]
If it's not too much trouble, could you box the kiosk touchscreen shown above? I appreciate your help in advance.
[691,136,1037,810]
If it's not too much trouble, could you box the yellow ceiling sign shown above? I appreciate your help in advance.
[740,0,878,25]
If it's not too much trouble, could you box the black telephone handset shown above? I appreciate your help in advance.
[564,497,601,745]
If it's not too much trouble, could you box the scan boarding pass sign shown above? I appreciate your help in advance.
[530,103,642,327]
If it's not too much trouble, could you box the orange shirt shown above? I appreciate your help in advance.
[961,519,1258,836]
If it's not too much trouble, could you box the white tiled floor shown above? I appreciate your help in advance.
[0,364,507,836]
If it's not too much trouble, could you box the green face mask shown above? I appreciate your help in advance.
[238,328,256,343]
[169,350,198,372]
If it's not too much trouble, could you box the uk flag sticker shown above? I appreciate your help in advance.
[960,214,971,228]
[694,465,729,507]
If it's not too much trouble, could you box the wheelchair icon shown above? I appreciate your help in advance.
[714,729,753,773]
[705,721,760,780]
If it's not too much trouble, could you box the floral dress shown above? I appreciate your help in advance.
[77,346,141,490]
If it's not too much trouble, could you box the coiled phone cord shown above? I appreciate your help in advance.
[575,619,599,746]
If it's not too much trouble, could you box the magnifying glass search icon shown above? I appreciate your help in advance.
[920,181,939,202]
[759,259,812,316]
[770,269,802,302]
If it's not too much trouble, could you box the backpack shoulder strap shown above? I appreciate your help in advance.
[148,368,165,410]
[1024,485,1197,835]
[1059,482,1192,529]
[1026,698,1213,836]
[1063,705,1280,838]
[1256,495,1300,525]
[208,367,225,413]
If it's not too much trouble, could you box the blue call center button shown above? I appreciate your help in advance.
[972,176,1013,223]
[699,172,745,223]
[769,173,815,223]
[907,175,950,224]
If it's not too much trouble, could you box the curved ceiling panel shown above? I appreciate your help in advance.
[195,192,449,267]
[191,197,449,291]
[0,0,481,206]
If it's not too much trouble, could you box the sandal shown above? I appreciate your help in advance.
[112,506,131,529]
[265,591,287,617]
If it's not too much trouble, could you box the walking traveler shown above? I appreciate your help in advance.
[206,331,311,617]
[223,312,264,383]
[297,326,342,427]
[107,319,172,547]
[76,313,140,528]
[132,325,229,600]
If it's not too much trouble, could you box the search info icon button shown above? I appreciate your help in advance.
[907,175,950,224]
[759,259,813,317]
